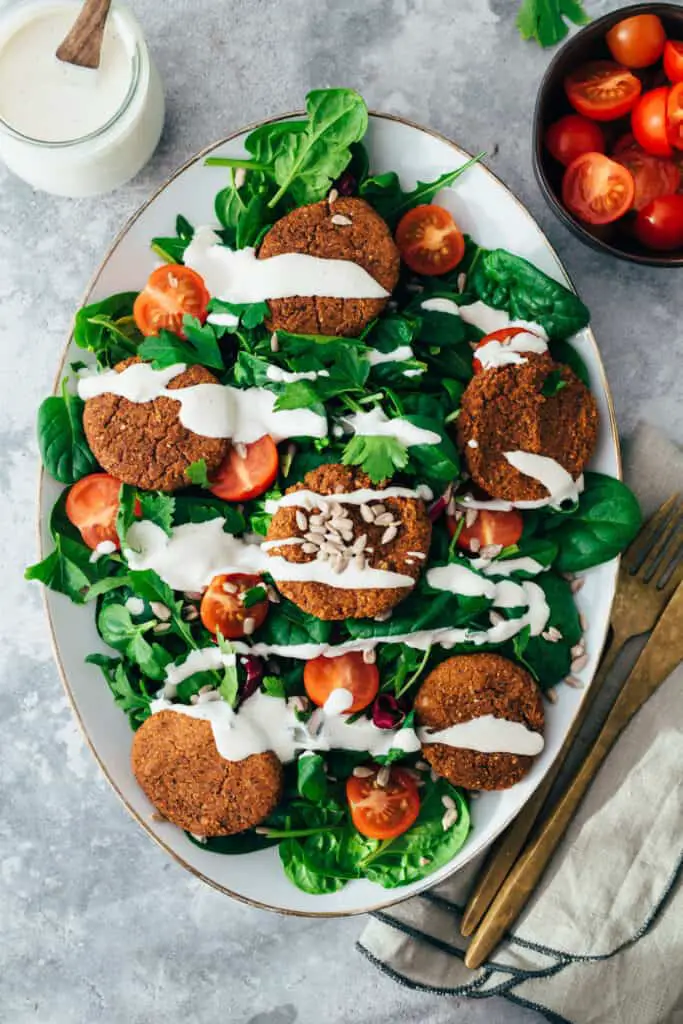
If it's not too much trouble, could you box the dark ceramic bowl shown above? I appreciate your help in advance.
[533,2,683,267]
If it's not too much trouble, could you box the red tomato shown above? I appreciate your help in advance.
[562,153,635,225]
[634,193,683,250]
[208,436,279,502]
[346,766,420,840]
[605,14,666,69]
[613,144,681,211]
[446,507,524,553]
[65,473,137,551]
[664,40,683,84]
[612,132,637,156]
[200,573,269,639]
[303,652,379,714]
[667,83,683,150]
[133,265,209,338]
[545,115,605,167]
[395,204,465,276]
[632,87,673,157]
[565,62,642,121]
[472,327,541,374]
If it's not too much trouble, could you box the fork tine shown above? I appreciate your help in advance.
[625,493,682,574]
[639,509,683,581]
[656,541,683,592]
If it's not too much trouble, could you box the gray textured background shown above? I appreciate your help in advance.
[3,0,682,1021]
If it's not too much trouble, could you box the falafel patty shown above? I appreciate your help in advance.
[457,353,598,503]
[265,463,431,620]
[415,653,544,791]
[83,357,229,492]
[258,197,400,337]
[131,711,283,836]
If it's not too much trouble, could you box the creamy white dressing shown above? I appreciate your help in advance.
[124,596,145,616]
[323,688,354,716]
[475,333,548,370]
[420,297,461,317]
[77,362,327,443]
[89,539,117,563]
[504,452,584,510]
[473,555,547,578]
[419,714,544,756]
[366,345,415,366]
[457,301,548,339]
[344,407,440,447]
[426,563,496,600]
[266,366,330,383]
[184,226,389,304]
[207,311,240,328]
[265,486,421,513]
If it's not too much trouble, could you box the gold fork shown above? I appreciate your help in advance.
[461,493,683,938]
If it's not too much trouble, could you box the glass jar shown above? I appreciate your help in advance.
[0,0,164,197]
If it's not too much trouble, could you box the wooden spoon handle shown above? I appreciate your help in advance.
[56,0,112,69]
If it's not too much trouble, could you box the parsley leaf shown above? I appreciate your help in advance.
[262,675,287,699]
[138,492,175,537]
[186,459,211,488]
[517,0,590,48]
[342,434,409,483]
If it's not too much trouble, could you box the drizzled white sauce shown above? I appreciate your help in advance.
[366,345,415,366]
[426,563,496,599]
[419,715,544,756]
[323,688,354,716]
[78,363,328,443]
[125,596,145,616]
[344,407,440,447]
[207,311,240,328]
[475,333,548,370]
[89,539,117,563]
[457,302,548,339]
[184,226,389,304]
[457,454,584,513]
[265,486,421,513]
[266,366,330,384]
[420,297,461,317]
[473,555,546,578]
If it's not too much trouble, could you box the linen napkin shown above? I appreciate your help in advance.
[358,421,683,1024]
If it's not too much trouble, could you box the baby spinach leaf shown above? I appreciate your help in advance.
[262,675,287,699]
[37,381,99,484]
[188,830,279,854]
[517,0,590,48]
[172,496,245,532]
[541,370,567,397]
[297,754,328,804]
[549,339,590,387]
[280,838,347,894]
[342,433,408,483]
[515,573,582,687]
[151,214,195,263]
[404,416,460,484]
[360,156,484,228]
[256,600,332,647]
[73,293,141,366]
[209,298,270,329]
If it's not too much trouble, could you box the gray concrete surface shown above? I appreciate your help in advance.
[2,0,681,1021]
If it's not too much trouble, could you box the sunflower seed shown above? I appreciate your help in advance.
[457,272,467,293]
[372,504,386,516]
[570,641,585,658]
[323,535,344,550]
[376,766,391,788]
[242,617,256,635]
[564,674,584,689]
[374,609,393,622]
[545,687,558,704]
[441,794,456,811]
[294,510,308,531]
[465,508,479,529]
[222,581,238,594]
[329,502,345,516]
[150,601,172,621]
[341,531,354,543]
[197,690,222,704]
[234,167,247,188]
[354,553,367,570]
[360,504,374,523]
[331,213,353,226]
[480,543,503,560]
[270,332,279,353]
[571,577,585,593]
[350,534,368,554]
[571,653,588,672]
[190,694,200,705]
[309,512,329,526]
[328,187,339,204]
[266,585,281,604]
[430,770,439,783]
[199,684,215,695]
[184,591,203,601]
[542,626,563,643]
[331,555,345,574]
[469,538,481,553]
[374,512,395,526]
[153,622,171,634]
[301,543,319,554]
[407,551,427,560]
[234,442,248,459]
[352,765,374,778]
[182,605,200,621]
[362,647,376,664]
[304,530,324,542]
[331,517,353,531]
[381,525,398,544]
[317,548,330,562]
[441,809,459,830]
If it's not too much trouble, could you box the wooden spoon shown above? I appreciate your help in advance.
[56,0,112,70]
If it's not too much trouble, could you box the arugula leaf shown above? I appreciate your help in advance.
[517,0,590,48]
[186,459,211,488]
[342,434,409,483]
[360,156,483,228]
[138,492,175,537]
[73,293,141,366]
[138,317,225,372]
[86,655,152,729]
[243,585,268,608]
[37,380,99,484]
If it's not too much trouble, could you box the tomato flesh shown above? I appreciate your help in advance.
[667,83,683,151]
[200,573,269,639]
[65,472,133,551]
[447,507,524,553]
[395,204,465,276]
[346,767,420,840]
[565,61,641,122]
[544,114,605,167]
[133,265,210,338]
[606,14,665,69]
[304,652,379,714]
[562,153,635,225]
[472,327,541,374]
[632,87,673,158]
[664,40,683,84]
[634,193,683,250]
[209,435,279,502]
[613,143,681,211]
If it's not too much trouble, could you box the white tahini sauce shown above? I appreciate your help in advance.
[323,688,354,716]
[266,366,330,384]
[344,407,440,448]
[475,333,548,370]
[504,452,584,510]
[265,486,421,513]
[366,345,415,366]
[456,301,548,340]
[419,715,544,756]
[184,226,389,304]
[472,555,546,578]
[89,539,117,563]
[77,362,327,443]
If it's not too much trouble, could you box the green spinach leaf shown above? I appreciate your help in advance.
[37,380,99,484]
[360,156,484,228]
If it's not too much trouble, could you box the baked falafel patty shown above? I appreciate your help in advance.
[265,463,431,620]
[457,353,598,504]
[258,197,400,337]
[131,711,283,836]
[415,653,544,791]
[83,357,229,492]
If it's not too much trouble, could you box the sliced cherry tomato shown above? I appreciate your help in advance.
[395,204,465,276]
[346,766,420,840]
[200,573,269,639]
[303,652,379,714]
[472,327,541,374]
[562,153,635,225]
[446,507,524,553]
[613,144,681,210]
[605,14,665,69]
[632,87,673,157]
[664,40,683,84]
[65,473,138,551]
[544,114,605,167]
[634,193,683,250]
[209,436,279,502]
[133,265,210,338]
[565,61,642,122]
[667,82,683,150]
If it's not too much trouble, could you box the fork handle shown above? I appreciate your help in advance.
[460,630,623,936]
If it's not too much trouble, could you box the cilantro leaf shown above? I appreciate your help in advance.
[517,0,590,48]
[186,459,211,488]
[138,492,175,537]
[342,434,409,483]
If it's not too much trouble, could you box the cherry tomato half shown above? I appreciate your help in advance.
[605,14,666,69]
[664,40,683,84]
[472,327,541,374]
[303,651,380,714]
[446,507,524,554]
[634,193,683,250]
[565,61,642,122]
[208,436,279,502]
[613,143,681,211]
[133,265,210,338]
[65,473,138,551]
[667,82,683,151]
[562,153,635,225]
[200,573,269,639]
[632,87,673,158]
[545,114,605,167]
[395,204,465,276]
[346,766,420,840]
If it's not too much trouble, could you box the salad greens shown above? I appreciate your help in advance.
[37,380,99,485]
[517,0,590,49]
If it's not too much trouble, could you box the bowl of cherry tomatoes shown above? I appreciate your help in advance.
[533,2,683,266]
